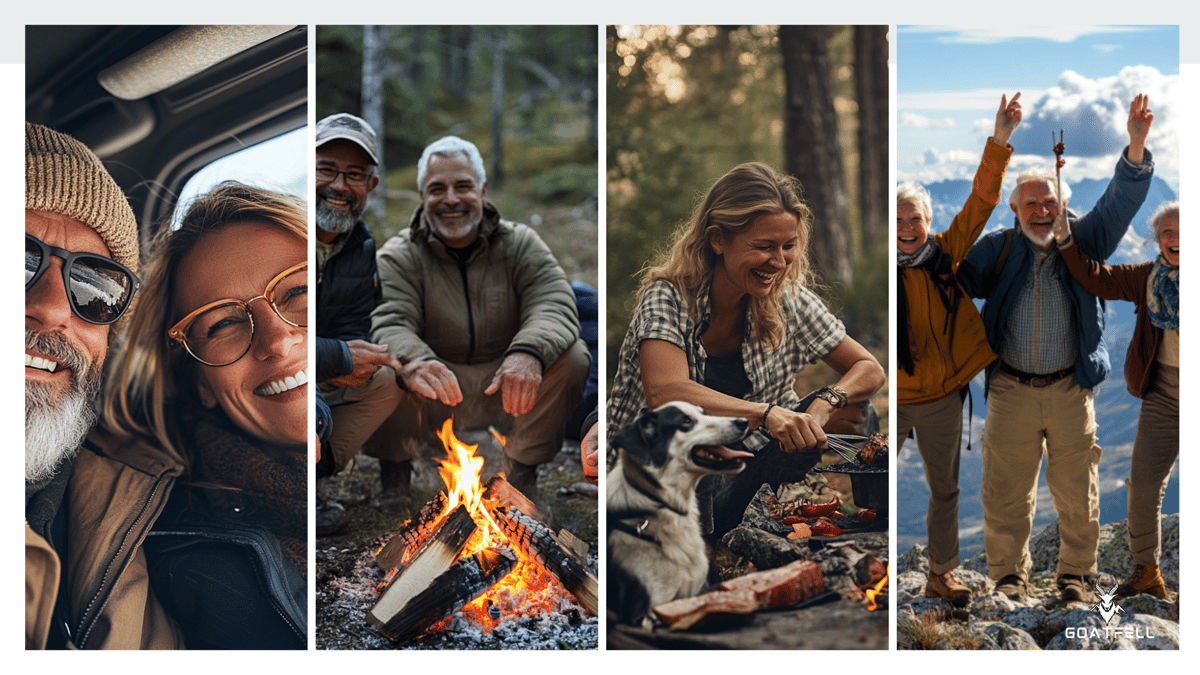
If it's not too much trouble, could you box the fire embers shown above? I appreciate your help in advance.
[367,420,597,645]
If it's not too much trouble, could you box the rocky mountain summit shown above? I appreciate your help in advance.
[896,514,1179,649]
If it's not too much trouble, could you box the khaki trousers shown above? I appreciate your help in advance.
[1127,365,1179,565]
[898,390,965,574]
[981,370,1101,580]
[319,366,403,472]
[365,340,590,466]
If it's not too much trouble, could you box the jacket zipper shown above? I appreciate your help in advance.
[458,261,476,363]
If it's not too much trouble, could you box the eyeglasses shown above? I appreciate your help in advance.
[25,233,141,325]
[315,166,373,187]
[168,262,308,367]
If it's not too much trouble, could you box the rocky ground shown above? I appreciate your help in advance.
[896,514,1179,649]
[315,431,598,649]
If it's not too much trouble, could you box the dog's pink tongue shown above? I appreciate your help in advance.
[711,445,754,460]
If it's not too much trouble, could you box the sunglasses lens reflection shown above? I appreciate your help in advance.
[67,256,134,324]
[25,238,42,288]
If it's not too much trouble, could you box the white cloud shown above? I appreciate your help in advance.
[900,111,955,129]
[905,25,1151,44]
[1093,44,1123,53]
[898,88,1045,112]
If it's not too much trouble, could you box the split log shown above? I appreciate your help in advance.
[484,475,589,561]
[375,491,448,572]
[377,547,518,644]
[368,504,475,629]
[493,506,598,615]
[653,559,826,631]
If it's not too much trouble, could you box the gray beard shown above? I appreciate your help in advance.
[316,202,358,234]
[25,329,102,484]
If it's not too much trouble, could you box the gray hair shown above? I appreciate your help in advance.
[1147,200,1179,241]
[1008,167,1072,210]
[897,181,933,224]
[417,136,487,190]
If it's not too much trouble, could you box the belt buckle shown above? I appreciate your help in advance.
[1028,375,1050,388]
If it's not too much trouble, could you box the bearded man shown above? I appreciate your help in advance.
[314,113,403,531]
[25,122,182,648]
[368,135,589,504]
[957,94,1155,604]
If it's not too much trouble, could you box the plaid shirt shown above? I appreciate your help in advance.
[1000,246,1078,373]
[606,279,845,469]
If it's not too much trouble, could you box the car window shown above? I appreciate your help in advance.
[172,126,307,228]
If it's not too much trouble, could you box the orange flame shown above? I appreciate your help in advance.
[435,419,506,551]
[865,564,889,611]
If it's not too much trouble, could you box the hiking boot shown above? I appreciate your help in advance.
[316,497,348,537]
[1057,574,1094,603]
[925,571,972,607]
[1116,564,1167,599]
[372,460,413,515]
[994,574,1027,601]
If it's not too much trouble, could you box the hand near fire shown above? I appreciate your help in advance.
[993,91,1021,147]
[1127,93,1152,164]
[485,352,543,417]
[327,340,403,388]
[401,359,464,406]
[581,422,599,484]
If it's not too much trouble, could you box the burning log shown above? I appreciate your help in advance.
[484,475,589,561]
[368,505,476,630]
[375,492,449,572]
[376,547,518,643]
[652,560,826,630]
[493,507,599,615]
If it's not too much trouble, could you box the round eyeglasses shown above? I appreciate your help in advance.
[168,262,307,367]
[25,233,141,325]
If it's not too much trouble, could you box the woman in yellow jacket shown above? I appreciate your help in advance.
[897,93,1019,606]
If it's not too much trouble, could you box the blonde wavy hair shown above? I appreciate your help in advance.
[639,162,814,348]
[100,181,307,458]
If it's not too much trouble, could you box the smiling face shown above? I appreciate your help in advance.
[175,221,307,448]
[1012,179,1059,250]
[709,211,799,300]
[315,140,378,241]
[420,152,487,248]
[897,199,930,256]
[1158,211,1179,266]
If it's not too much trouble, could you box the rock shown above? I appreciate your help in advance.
[968,620,1040,650]
[1111,615,1179,650]
[896,545,928,575]
[721,525,808,570]
[737,484,792,537]
[895,570,925,605]
[970,591,1016,616]
[1121,594,1178,622]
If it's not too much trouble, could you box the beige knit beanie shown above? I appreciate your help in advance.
[25,122,139,274]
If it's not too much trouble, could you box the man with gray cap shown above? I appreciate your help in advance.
[314,113,403,531]
[25,122,183,648]
[369,135,590,504]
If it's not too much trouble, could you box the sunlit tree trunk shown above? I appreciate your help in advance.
[855,25,888,252]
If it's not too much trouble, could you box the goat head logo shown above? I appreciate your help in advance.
[1091,580,1125,625]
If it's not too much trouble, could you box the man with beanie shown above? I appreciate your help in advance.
[26,122,183,648]
[369,135,590,505]
[313,113,402,530]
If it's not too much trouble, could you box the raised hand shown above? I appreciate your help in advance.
[484,352,543,417]
[1053,198,1072,246]
[994,92,1022,146]
[401,359,463,406]
[1127,93,1153,164]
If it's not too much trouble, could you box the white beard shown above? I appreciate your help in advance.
[25,382,96,484]
[1021,220,1055,249]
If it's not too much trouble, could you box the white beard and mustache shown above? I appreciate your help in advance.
[315,186,365,235]
[25,329,101,484]
[1021,216,1056,249]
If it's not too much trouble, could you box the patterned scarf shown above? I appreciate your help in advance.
[1147,254,1179,331]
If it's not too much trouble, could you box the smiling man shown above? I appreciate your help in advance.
[25,122,181,649]
[958,94,1155,605]
[313,113,403,532]
[369,135,589,503]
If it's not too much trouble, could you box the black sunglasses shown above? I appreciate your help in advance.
[25,233,141,325]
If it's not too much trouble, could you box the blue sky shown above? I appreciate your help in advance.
[898,25,1179,191]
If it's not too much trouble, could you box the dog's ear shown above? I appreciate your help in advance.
[613,410,658,465]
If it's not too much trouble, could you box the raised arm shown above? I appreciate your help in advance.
[1054,204,1146,303]
[942,93,1018,264]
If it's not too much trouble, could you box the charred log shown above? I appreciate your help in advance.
[493,507,599,615]
[375,491,448,571]
[368,505,475,629]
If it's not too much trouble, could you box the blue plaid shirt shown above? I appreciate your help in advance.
[1000,247,1077,373]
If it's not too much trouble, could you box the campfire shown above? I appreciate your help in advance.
[367,419,598,644]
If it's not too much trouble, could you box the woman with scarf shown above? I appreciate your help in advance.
[608,162,885,537]
[1053,201,1179,599]
[896,93,1020,606]
[96,182,307,648]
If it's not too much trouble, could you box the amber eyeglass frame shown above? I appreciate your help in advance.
[167,261,308,367]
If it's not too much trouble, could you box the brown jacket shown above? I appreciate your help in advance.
[1058,242,1161,398]
[25,432,185,649]
[898,140,1009,405]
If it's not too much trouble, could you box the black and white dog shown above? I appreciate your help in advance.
[607,401,752,627]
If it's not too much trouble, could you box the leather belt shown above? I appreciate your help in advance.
[998,362,1074,388]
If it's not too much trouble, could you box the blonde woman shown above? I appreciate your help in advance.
[97,182,307,649]
[608,162,885,535]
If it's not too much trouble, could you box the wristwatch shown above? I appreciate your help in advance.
[814,385,848,409]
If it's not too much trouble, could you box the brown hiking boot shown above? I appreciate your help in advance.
[995,574,1027,601]
[1116,564,1167,599]
[924,571,972,607]
[1057,574,1094,603]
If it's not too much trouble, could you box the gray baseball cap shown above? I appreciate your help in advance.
[316,113,379,164]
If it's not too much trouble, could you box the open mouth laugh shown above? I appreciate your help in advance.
[255,370,308,396]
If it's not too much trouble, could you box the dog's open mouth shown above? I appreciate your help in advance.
[692,444,754,471]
